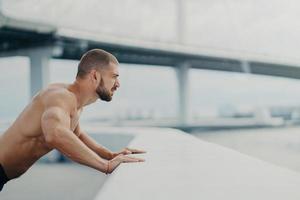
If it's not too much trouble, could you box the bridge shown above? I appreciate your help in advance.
[1,1,300,126]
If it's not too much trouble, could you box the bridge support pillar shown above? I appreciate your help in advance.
[29,48,52,97]
[176,62,190,126]
[241,60,251,74]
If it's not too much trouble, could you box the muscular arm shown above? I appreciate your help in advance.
[41,93,144,174]
[41,102,108,173]
[76,124,146,160]
[76,126,114,160]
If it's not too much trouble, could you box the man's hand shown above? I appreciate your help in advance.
[107,154,145,174]
[112,147,146,158]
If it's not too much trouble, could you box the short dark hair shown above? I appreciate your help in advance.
[76,49,118,78]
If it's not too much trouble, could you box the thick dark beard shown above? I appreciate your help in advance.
[96,79,112,102]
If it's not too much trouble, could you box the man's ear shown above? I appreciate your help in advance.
[91,69,101,84]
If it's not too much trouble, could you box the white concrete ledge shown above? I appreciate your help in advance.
[93,127,300,200]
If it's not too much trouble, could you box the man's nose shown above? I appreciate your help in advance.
[116,79,120,88]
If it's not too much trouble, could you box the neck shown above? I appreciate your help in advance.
[68,79,97,108]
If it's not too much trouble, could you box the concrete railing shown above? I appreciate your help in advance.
[90,127,300,200]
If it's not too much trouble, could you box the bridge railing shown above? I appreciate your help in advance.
[90,127,300,200]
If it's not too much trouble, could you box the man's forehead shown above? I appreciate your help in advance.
[109,63,119,75]
[110,68,119,76]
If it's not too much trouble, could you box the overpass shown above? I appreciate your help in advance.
[1,2,300,125]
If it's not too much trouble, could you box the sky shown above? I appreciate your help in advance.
[4,0,300,64]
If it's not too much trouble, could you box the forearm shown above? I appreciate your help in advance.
[79,131,114,160]
[46,128,108,173]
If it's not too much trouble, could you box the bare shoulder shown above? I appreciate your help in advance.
[40,83,77,112]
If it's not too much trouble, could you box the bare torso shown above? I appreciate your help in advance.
[0,83,81,179]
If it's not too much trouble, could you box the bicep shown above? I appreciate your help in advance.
[41,106,71,140]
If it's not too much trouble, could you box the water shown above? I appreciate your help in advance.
[192,126,300,173]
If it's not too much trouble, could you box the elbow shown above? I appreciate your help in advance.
[45,134,57,147]
[44,130,60,147]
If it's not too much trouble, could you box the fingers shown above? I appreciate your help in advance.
[121,155,145,163]
[126,148,147,154]
[116,149,131,156]
[123,149,132,154]
[120,148,146,155]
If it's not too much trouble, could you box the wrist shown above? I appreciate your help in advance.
[105,160,110,174]
[109,152,117,160]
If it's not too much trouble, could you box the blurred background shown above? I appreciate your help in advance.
[1,0,300,199]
